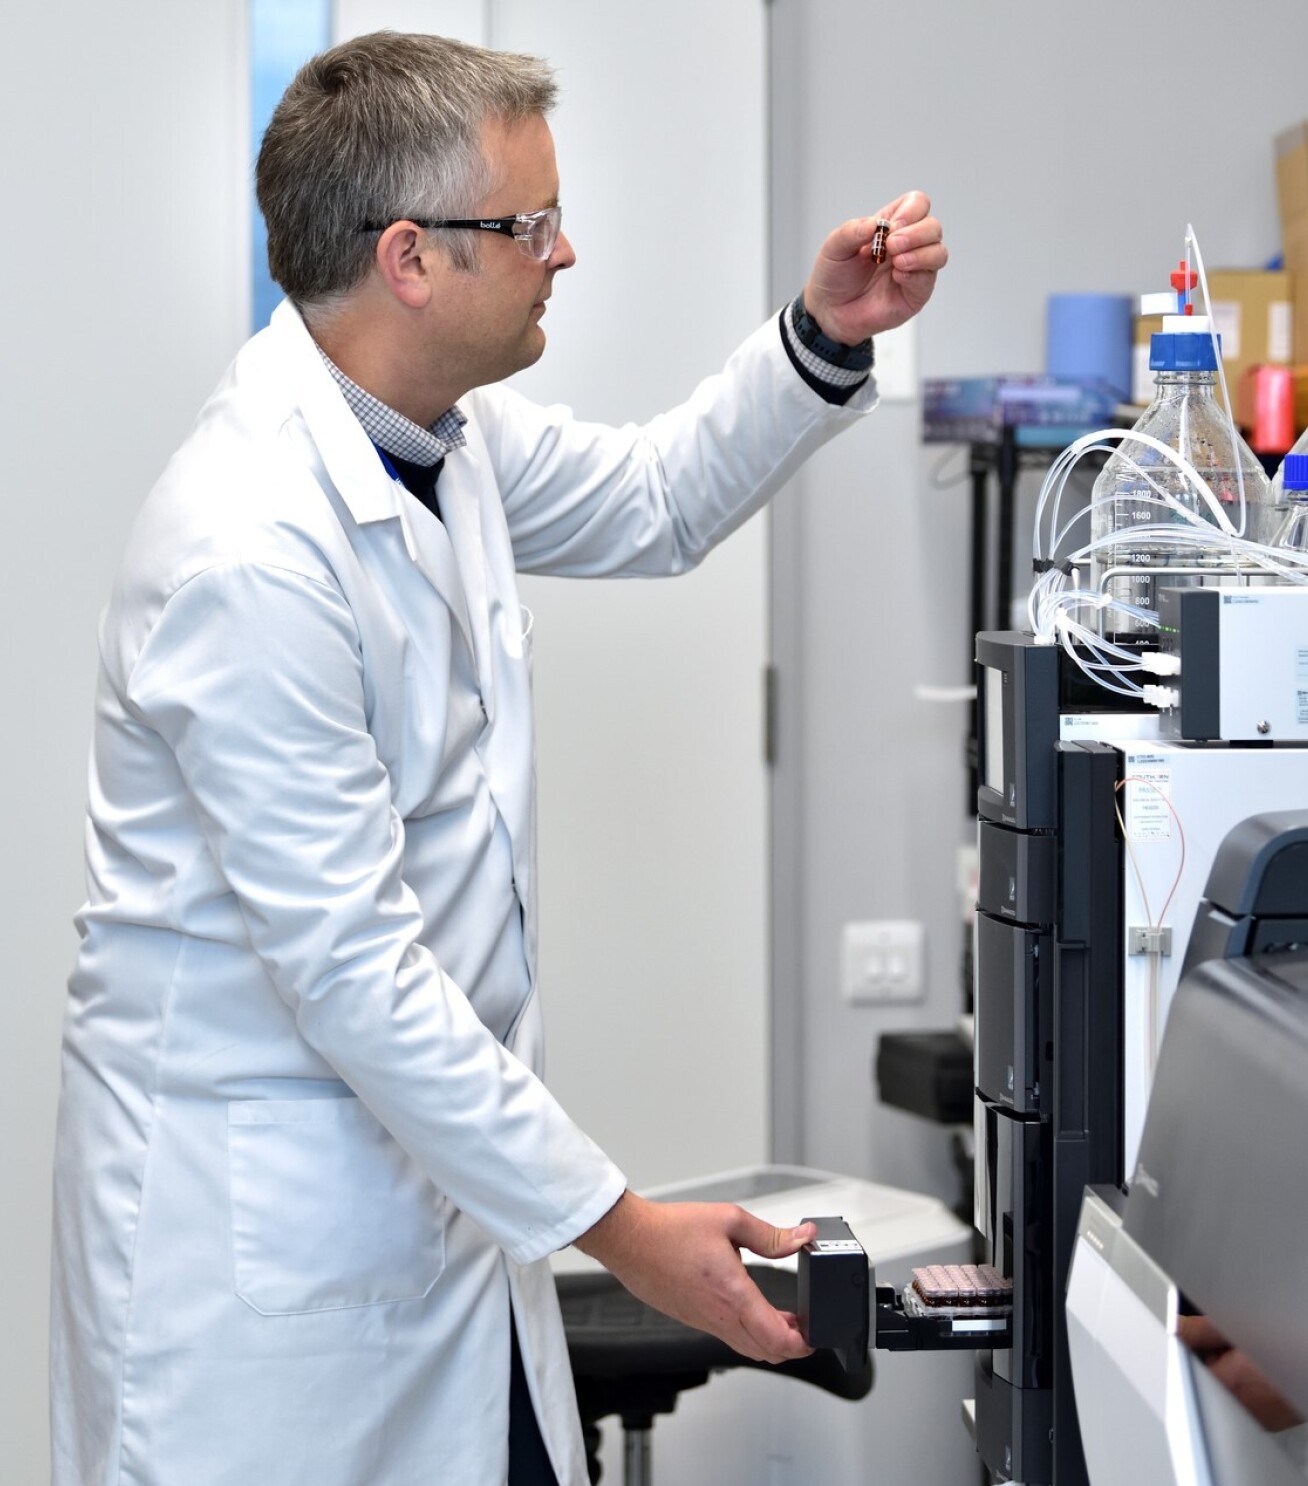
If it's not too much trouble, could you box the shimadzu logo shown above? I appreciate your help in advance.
[1133,1164,1161,1199]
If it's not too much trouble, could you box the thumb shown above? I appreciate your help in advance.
[820,217,880,264]
[729,1208,817,1260]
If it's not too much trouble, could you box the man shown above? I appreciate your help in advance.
[50,30,946,1486]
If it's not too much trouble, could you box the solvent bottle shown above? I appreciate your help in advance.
[1089,313,1271,636]
[1271,452,1308,552]
[1269,424,1308,516]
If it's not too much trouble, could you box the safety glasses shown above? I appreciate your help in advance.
[359,206,562,261]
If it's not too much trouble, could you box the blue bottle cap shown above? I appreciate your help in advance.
[1149,331,1220,372]
[1283,453,1308,492]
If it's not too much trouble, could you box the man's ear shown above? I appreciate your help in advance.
[374,222,435,309]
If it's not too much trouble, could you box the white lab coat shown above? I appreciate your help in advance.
[51,299,875,1486]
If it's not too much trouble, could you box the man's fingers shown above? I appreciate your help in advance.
[737,1282,814,1363]
[1178,1313,1230,1356]
[822,193,933,266]
[880,189,929,228]
[823,216,884,263]
[886,216,945,254]
[725,1205,815,1260]
[888,240,949,279]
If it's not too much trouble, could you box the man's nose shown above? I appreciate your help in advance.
[550,231,577,271]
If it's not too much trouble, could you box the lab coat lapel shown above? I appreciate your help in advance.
[434,449,493,707]
[275,302,475,654]
[441,439,538,983]
[272,301,533,971]
[393,497,476,658]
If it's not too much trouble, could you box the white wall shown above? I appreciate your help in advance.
[495,0,771,1188]
[1,6,250,1480]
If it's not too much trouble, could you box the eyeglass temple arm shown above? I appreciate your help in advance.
[358,217,519,236]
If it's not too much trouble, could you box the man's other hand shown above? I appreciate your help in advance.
[574,1192,817,1364]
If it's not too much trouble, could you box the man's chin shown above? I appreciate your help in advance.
[518,326,548,369]
[482,328,548,387]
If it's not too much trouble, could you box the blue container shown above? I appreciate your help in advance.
[1045,293,1134,401]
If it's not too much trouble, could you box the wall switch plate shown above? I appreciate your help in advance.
[842,920,925,1004]
[872,321,917,401]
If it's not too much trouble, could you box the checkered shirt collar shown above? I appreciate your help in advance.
[319,351,467,466]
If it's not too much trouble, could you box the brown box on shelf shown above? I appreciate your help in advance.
[1276,123,1308,405]
[1284,217,1308,397]
[1131,269,1293,409]
[1276,120,1308,229]
[1294,364,1308,435]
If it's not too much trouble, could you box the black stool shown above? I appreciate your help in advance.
[557,1265,873,1485]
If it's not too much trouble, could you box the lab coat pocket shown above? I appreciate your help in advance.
[227,1096,445,1315]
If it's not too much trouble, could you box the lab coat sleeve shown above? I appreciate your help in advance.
[124,558,626,1265]
[481,313,877,577]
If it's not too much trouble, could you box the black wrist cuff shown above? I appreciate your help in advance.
[790,294,874,372]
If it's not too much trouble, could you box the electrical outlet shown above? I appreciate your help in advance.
[841,920,925,1004]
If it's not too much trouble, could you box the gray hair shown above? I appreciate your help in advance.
[256,30,558,319]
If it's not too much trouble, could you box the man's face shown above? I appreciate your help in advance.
[428,111,575,388]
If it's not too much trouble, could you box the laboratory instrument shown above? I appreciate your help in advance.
[1066,813,1308,1485]
[838,226,1308,1485]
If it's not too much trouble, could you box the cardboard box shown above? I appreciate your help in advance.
[1276,121,1308,228]
[1283,215,1308,409]
[1132,269,1293,408]
[1276,121,1308,421]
